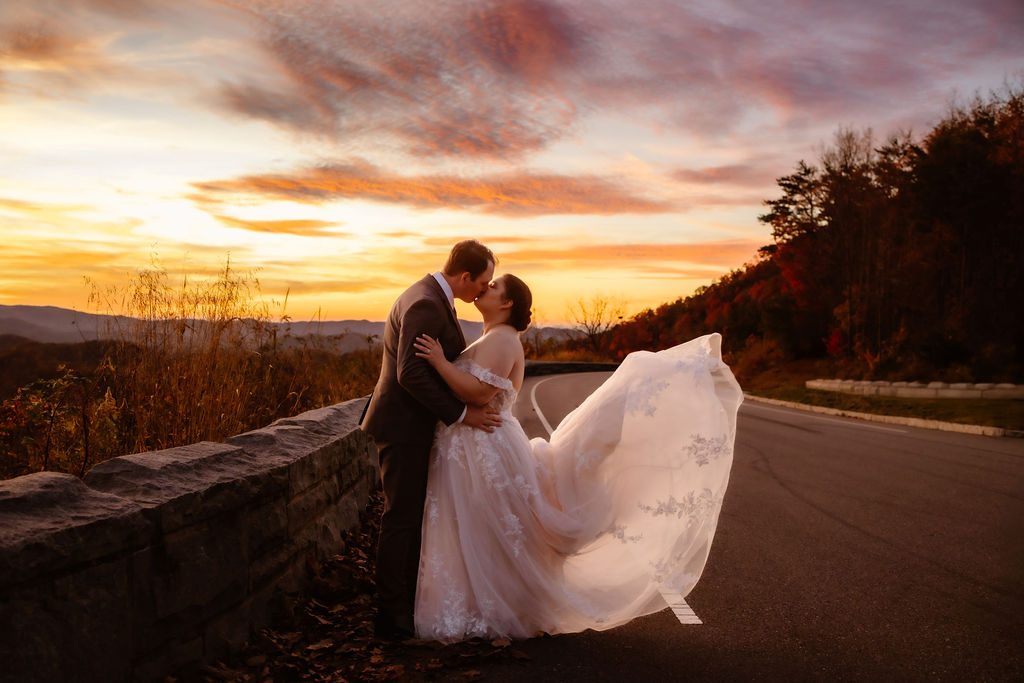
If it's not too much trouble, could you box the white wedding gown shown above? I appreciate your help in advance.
[414,333,743,642]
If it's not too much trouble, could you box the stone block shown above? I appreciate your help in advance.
[942,389,983,399]
[150,515,247,622]
[974,383,994,389]
[0,559,135,683]
[227,423,347,498]
[0,472,148,588]
[131,636,204,683]
[52,559,135,682]
[249,540,300,592]
[339,457,367,491]
[982,389,1024,399]
[204,607,252,663]
[333,493,362,533]
[287,478,342,536]
[894,387,937,398]
[271,401,365,440]
[891,381,908,387]
[246,497,289,557]
[927,381,948,389]
[288,440,346,498]
[84,441,285,534]
[291,507,347,566]
[950,383,971,389]
[240,577,287,630]
[0,579,64,683]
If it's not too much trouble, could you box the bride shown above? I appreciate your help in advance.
[411,274,742,642]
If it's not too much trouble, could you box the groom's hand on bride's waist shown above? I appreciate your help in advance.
[463,404,502,432]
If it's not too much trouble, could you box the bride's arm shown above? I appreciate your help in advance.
[414,334,513,406]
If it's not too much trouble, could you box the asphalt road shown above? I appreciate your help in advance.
[483,371,1024,682]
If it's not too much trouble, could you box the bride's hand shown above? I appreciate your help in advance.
[414,334,446,367]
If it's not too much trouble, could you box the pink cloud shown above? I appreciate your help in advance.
[4,0,1022,161]
[673,161,781,188]
[213,0,583,159]
[190,160,673,216]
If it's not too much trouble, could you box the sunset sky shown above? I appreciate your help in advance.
[1,0,1021,324]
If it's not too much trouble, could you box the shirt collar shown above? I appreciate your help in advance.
[432,271,455,309]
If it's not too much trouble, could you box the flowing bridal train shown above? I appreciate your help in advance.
[414,332,743,642]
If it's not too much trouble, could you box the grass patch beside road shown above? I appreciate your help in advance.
[740,360,1024,431]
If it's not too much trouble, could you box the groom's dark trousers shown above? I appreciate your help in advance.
[361,274,466,626]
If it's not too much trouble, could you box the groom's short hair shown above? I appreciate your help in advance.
[443,240,495,279]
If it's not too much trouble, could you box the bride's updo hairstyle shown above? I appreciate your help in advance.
[501,274,533,332]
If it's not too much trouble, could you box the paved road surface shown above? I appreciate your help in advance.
[485,371,1024,682]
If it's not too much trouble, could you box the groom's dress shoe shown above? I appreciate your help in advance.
[374,612,415,641]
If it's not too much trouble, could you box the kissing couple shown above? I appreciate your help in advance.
[361,239,743,643]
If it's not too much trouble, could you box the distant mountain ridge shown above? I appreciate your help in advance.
[0,304,576,351]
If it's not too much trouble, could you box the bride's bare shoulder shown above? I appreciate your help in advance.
[469,327,521,375]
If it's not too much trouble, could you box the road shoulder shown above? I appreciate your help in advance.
[743,393,1023,438]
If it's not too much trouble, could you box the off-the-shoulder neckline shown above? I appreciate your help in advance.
[457,356,515,392]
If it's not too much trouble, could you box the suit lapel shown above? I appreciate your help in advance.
[425,275,466,350]
[452,308,466,348]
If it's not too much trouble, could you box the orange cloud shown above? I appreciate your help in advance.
[501,240,761,268]
[0,196,89,216]
[271,278,402,295]
[0,21,122,91]
[626,265,735,279]
[191,161,673,216]
[212,214,347,237]
[375,231,420,239]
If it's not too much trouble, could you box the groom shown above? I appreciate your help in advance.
[361,239,502,640]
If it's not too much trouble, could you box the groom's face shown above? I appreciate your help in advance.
[455,260,494,303]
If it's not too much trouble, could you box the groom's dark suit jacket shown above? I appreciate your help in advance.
[362,274,467,445]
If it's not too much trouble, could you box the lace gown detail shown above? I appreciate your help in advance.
[415,333,743,642]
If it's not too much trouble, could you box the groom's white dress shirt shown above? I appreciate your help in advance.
[432,271,455,312]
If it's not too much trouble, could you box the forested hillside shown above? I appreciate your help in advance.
[609,88,1023,382]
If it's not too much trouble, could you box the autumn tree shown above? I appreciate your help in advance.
[604,83,1023,381]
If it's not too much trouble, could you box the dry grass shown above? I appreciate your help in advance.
[1,258,380,479]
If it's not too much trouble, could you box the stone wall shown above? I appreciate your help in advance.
[805,379,1024,399]
[0,397,377,683]
[525,360,620,376]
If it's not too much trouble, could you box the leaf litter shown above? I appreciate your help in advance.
[199,491,534,682]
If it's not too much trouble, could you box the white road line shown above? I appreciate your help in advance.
[746,402,909,433]
[659,590,703,625]
[529,376,557,437]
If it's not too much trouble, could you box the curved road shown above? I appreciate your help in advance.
[486,371,1024,682]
